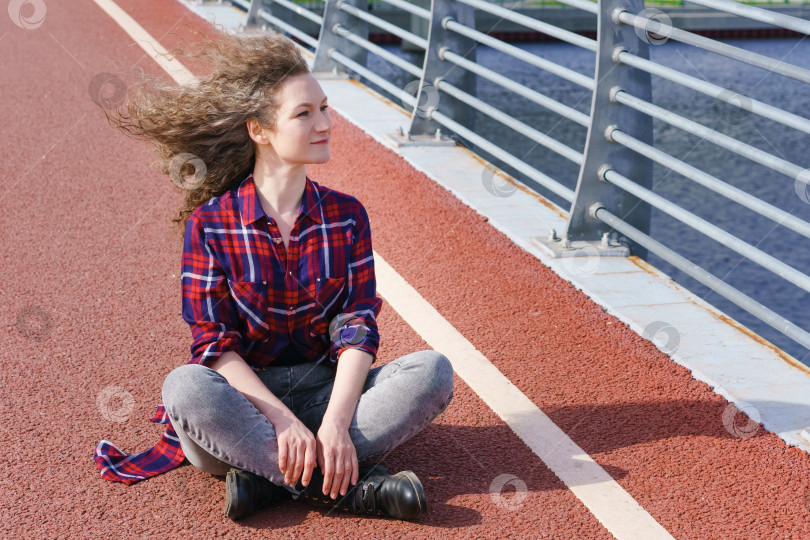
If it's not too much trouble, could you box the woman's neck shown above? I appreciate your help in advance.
[252,162,307,216]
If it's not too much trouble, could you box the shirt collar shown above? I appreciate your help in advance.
[238,172,323,226]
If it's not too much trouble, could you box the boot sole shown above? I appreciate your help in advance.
[224,470,239,520]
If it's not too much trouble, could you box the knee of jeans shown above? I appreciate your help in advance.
[161,363,214,415]
[421,351,454,403]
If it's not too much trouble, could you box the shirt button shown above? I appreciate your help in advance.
[262,281,267,285]
[274,238,282,244]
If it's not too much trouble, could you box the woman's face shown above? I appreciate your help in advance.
[259,73,332,167]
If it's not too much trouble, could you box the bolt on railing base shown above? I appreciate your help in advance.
[531,231,630,259]
[383,128,456,147]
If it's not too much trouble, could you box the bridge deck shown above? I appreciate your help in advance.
[3,0,810,538]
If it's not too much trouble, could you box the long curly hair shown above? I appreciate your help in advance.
[98,24,310,241]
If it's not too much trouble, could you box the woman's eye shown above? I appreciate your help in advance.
[297,111,308,117]
[321,105,329,111]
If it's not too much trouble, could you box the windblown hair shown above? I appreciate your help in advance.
[99,25,310,241]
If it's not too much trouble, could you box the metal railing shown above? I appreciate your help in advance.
[231,0,810,356]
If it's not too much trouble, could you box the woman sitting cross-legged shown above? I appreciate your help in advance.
[93,27,454,522]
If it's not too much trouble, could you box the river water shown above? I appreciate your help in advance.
[365,37,810,363]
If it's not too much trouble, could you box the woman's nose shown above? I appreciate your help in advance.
[316,110,331,132]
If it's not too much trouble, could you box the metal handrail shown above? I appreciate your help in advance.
[612,90,808,184]
[232,0,810,357]
[616,11,810,85]
[596,207,810,350]
[440,48,590,125]
[453,0,598,51]
[443,19,595,89]
[338,3,428,49]
[607,126,810,240]
[615,50,810,135]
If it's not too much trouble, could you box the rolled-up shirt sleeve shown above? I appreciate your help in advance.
[332,202,383,365]
[181,212,245,366]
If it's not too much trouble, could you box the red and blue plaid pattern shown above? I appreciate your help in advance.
[94,173,382,484]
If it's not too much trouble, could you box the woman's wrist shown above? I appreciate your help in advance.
[321,408,352,432]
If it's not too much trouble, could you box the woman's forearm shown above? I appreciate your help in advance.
[209,350,295,424]
[322,348,374,429]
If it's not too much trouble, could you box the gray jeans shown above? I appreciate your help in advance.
[161,350,454,494]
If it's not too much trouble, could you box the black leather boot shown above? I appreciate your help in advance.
[295,464,427,521]
[224,468,292,521]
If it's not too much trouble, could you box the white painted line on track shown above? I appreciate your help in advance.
[93,1,674,537]
[374,255,674,540]
[91,0,196,85]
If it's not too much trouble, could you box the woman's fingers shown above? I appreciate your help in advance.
[275,420,317,486]
[338,457,353,498]
[283,438,297,485]
[330,458,345,499]
[320,448,334,496]
[277,438,288,476]
[301,438,317,487]
[350,451,359,486]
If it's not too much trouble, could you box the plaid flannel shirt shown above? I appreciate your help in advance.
[94,173,383,484]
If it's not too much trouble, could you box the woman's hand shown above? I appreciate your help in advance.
[271,412,318,488]
[316,421,359,499]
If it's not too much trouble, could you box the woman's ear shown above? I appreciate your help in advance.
[246,118,268,144]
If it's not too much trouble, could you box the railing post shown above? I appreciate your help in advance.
[561,0,654,258]
[245,0,264,26]
[312,0,368,75]
[405,0,476,141]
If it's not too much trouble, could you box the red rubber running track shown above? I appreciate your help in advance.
[2,1,810,537]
